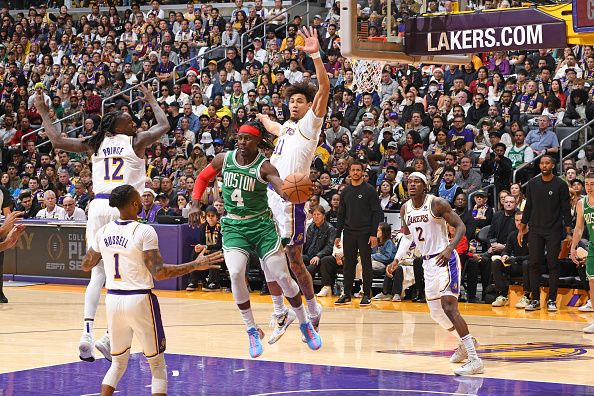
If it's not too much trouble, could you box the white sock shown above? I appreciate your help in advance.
[306,297,318,316]
[271,295,287,316]
[461,334,478,360]
[292,304,307,324]
[84,319,94,335]
[239,308,256,330]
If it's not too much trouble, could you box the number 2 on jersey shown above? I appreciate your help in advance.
[104,158,124,181]
[114,253,121,280]
[415,227,425,241]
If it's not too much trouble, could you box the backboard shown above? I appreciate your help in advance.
[339,0,472,65]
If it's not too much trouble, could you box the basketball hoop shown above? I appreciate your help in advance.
[349,58,385,95]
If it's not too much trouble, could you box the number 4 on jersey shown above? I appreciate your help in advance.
[231,188,244,207]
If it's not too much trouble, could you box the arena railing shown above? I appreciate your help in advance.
[512,151,546,184]
[20,109,86,152]
[100,77,159,117]
[171,44,229,87]
[559,118,594,163]
[239,0,309,62]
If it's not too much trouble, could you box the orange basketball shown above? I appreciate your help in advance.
[282,173,313,204]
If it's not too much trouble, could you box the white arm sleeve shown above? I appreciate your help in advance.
[394,233,414,262]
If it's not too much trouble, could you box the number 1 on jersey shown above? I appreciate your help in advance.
[104,158,124,181]
[114,253,121,280]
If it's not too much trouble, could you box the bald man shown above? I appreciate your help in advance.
[62,196,87,221]
[36,191,66,219]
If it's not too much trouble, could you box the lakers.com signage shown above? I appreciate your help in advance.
[405,8,567,56]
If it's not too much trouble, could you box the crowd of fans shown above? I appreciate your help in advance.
[0,0,591,308]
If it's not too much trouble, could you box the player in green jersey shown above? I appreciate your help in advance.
[188,121,322,358]
[571,170,594,334]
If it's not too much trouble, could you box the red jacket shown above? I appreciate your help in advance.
[85,94,102,115]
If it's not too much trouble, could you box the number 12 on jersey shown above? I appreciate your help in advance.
[104,158,124,181]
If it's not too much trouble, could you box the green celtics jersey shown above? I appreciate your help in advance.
[221,150,269,217]
[584,196,594,244]
[507,145,528,168]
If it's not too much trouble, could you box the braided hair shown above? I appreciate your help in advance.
[108,184,137,209]
[87,111,125,154]
[239,119,274,149]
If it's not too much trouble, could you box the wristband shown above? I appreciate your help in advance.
[311,51,321,60]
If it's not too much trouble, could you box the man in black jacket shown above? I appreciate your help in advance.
[467,194,517,303]
[480,142,513,193]
[519,155,572,312]
[491,211,531,308]
[305,206,336,292]
[334,161,383,305]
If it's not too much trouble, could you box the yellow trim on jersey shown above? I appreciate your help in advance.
[298,126,312,141]
[111,346,131,357]
[146,294,159,358]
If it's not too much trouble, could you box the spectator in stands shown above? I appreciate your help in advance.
[449,116,474,152]
[525,115,560,157]
[481,142,513,191]
[61,196,87,221]
[370,222,396,273]
[563,89,594,127]
[187,205,223,292]
[456,156,482,193]
[468,194,517,302]
[36,190,66,220]
[431,166,463,207]
[577,144,594,171]
[304,205,336,295]
[138,188,164,223]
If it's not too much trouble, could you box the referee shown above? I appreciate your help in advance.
[334,161,384,306]
[518,155,572,312]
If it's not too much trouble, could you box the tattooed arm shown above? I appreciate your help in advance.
[142,249,224,281]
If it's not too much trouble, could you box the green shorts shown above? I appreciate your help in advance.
[221,211,281,260]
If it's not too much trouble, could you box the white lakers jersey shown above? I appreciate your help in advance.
[404,195,449,256]
[270,109,324,178]
[92,134,146,195]
[92,220,159,290]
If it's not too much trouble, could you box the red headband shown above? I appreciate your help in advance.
[238,125,261,137]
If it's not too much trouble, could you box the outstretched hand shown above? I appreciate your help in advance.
[0,211,23,238]
[195,250,225,271]
[3,224,25,250]
[296,26,320,54]
[138,83,156,104]
[33,92,49,114]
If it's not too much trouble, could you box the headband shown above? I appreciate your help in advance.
[238,124,261,137]
[409,172,428,186]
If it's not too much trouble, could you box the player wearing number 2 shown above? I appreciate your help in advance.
[385,172,484,376]
[188,121,322,358]
[34,84,170,363]
[256,26,330,344]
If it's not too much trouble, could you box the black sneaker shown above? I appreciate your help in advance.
[0,293,7,303]
[203,283,221,292]
[547,300,557,312]
[186,283,198,291]
[334,294,351,305]
[359,295,371,306]
[467,296,481,303]
[525,300,540,311]
[260,283,270,295]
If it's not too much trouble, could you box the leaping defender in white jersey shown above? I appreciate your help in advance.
[35,84,170,363]
[82,185,223,396]
[386,172,485,376]
[256,26,330,344]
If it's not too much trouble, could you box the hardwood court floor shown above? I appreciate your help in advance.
[1,284,593,392]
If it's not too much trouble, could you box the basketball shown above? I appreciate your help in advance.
[282,173,312,204]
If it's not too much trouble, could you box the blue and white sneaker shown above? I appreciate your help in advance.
[247,327,264,358]
[300,322,322,351]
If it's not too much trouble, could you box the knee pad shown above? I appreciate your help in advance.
[263,249,300,298]
[427,299,454,330]
[147,353,167,394]
[102,350,130,389]
[224,250,250,304]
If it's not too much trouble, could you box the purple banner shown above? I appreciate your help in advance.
[405,8,567,56]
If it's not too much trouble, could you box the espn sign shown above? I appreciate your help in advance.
[574,0,594,32]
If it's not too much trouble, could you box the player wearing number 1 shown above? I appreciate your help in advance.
[34,84,170,363]
[189,121,322,358]
[256,26,330,344]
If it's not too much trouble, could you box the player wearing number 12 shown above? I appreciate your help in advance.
[189,121,322,359]
[34,84,170,363]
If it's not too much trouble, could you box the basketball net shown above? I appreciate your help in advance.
[349,58,385,95]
